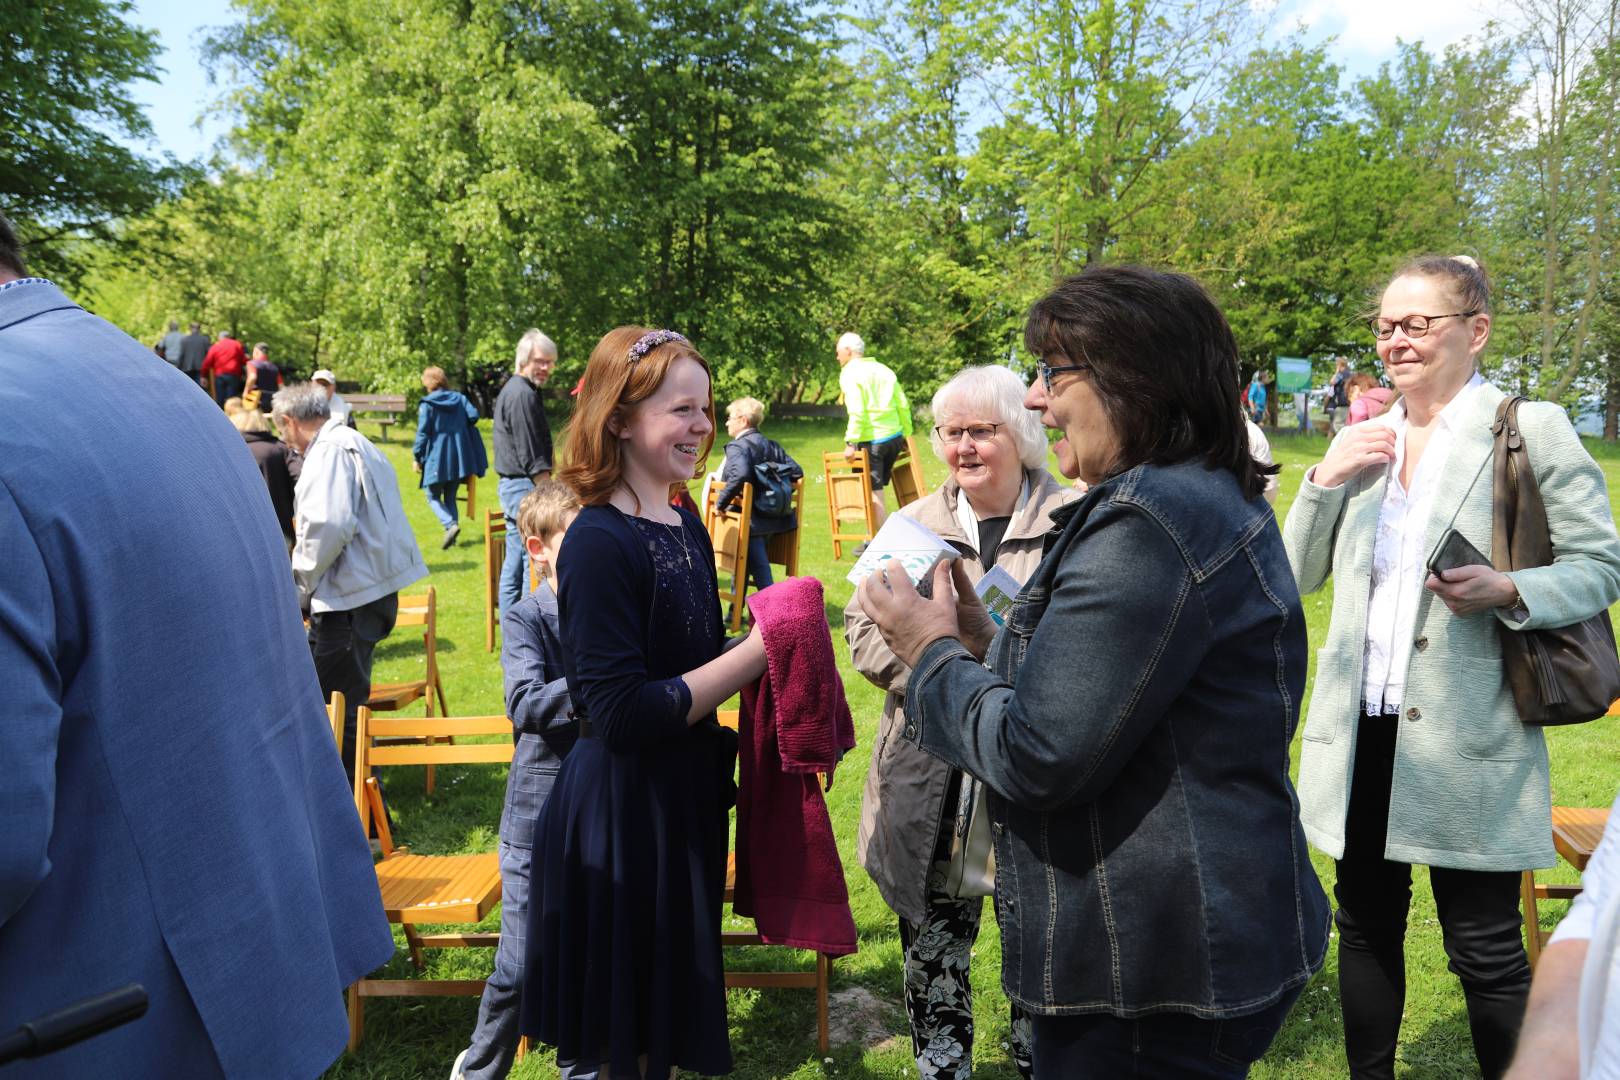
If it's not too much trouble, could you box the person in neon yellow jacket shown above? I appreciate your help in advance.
[837,331,913,527]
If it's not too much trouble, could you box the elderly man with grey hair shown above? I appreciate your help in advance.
[492,328,557,615]
[275,382,428,771]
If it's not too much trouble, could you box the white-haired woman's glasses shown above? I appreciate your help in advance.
[934,423,1003,445]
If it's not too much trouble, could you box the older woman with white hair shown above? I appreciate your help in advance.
[844,364,1072,1080]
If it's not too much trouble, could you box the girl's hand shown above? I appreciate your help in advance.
[856,559,964,669]
[1425,564,1520,617]
[1314,424,1395,488]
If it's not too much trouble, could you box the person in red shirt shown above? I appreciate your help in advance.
[202,331,248,406]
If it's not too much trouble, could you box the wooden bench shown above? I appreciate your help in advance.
[345,393,408,441]
[1522,805,1611,967]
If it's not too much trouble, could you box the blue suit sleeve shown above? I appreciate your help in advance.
[463,396,480,423]
[557,518,691,749]
[0,481,62,926]
[502,604,574,739]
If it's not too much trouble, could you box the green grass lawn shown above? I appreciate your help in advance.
[326,419,1620,1080]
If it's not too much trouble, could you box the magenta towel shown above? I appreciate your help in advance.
[733,577,858,956]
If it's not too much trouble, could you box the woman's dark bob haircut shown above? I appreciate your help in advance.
[1024,264,1276,501]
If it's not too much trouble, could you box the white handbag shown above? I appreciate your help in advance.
[943,773,996,898]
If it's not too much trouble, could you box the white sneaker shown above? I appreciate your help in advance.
[449,1047,469,1080]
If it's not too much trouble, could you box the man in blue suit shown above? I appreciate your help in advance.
[0,215,394,1077]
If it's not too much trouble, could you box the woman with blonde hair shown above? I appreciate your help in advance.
[520,328,767,1078]
[230,404,294,543]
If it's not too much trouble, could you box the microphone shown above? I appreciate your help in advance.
[0,985,148,1065]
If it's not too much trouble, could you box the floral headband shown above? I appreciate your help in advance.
[627,329,689,364]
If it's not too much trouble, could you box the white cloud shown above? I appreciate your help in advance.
[1269,0,1518,70]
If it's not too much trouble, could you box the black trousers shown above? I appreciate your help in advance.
[308,592,399,775]
[1334,716,1531,1080]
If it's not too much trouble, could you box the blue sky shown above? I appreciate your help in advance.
[125,0,1511,163]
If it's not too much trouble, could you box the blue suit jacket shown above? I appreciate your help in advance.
[0,282,394,1078]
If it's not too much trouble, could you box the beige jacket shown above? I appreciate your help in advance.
[846,467,1076,923]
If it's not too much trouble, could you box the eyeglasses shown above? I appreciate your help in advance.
[934,423,1004,445]
[1038,359,1091,393]
[1368,311,1477,340]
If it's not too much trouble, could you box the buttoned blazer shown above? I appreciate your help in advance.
[1284,381,1620,870]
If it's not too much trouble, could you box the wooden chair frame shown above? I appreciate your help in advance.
[484,508,506,652]
[327,691,346,751]
[365,587,450,793]
[716,709,832,1053]
[460,473,478,522]
[344,708,516,1051]
[822,449,875,560]
[1522,805,1610,968]
[706,481,755,634]
[889,435,929,509]
[484,508,544,653]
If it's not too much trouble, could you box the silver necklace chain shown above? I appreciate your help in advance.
[660,517,692,569]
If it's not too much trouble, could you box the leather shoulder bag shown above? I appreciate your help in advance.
[1491,396,1620,725]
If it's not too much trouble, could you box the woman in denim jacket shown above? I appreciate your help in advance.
[857,265,1329,1077]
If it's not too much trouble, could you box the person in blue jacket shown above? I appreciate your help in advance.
[0,213,393,1077]
[413,365,489,548]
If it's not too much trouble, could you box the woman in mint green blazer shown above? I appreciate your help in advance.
[1283,255,1620,1080]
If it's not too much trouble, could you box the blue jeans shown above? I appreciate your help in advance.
[1028,986,1302,1077]
[458,841,596,1080]
[214,372,244,406]
[745,534,773,593]
[426,479,460,529]
[498,477,535,617]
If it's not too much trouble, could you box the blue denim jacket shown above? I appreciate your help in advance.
[904,459,1329,1018]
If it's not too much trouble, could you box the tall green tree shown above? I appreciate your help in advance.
[0,0,182,284]
[523,0,849,399]
[210,0,614,389]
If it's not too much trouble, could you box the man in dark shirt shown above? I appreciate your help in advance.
[493,328,556,615]
[177,322,210,387]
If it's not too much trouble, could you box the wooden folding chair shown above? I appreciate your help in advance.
[705,481,755,633]
[365,587,450,793]
[763,477,805,578]
[822,449,875,560]
[343,708,514,1052]
[484,508,506,652]
[1522,805,1611,968]
[889,435,929,508]
[716,709,833,1053]
[459,473,478,522]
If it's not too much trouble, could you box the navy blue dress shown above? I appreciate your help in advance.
[521,504,734,1076]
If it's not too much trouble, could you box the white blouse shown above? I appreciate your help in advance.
[1359,372,1485,710]
[1301,373,1487,711]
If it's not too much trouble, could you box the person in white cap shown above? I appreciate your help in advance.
[311,369,354,427]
